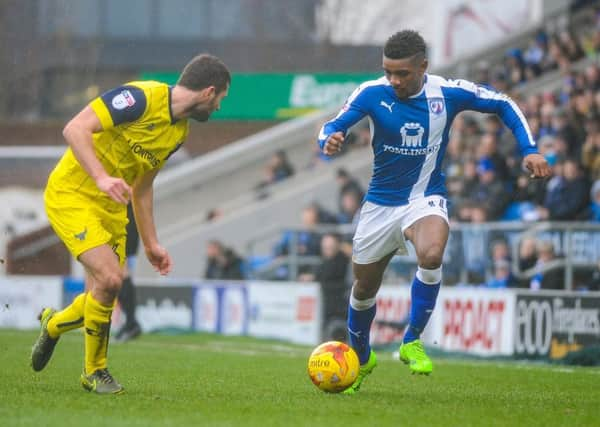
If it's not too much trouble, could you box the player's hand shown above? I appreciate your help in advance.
[145,244,173,275]
[523,153,551,178]
[96,175,133,204]
[322,132,345,155]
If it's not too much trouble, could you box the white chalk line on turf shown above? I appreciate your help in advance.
[128,339,308,358]
[436,359,600,374]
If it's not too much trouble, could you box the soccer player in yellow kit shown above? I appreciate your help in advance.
[30,54,230,394]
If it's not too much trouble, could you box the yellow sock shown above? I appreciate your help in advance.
[84,294,115,375]
[47,293,86,339]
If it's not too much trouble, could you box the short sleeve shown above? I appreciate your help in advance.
[90,86,147,129]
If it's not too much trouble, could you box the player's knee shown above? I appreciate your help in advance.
[352,279,378,300]
[98,270,124,294]
[418,245,444,269]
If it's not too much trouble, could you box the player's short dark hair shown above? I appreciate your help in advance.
[384,30,427,61]
[178,54,231,93]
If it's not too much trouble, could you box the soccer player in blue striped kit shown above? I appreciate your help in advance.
[317,30,551,394]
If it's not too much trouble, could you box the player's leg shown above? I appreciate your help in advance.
[348,253,394,364]
[78,244,125,394]
[32,195,89,371]
[115,259,141,342]
[343,254,395,394]
[343,202,405,394]
[400,214,449,374]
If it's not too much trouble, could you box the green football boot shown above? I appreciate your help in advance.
[31,308,59,372]
[342,351,377,395]
[81,369,125,395]
[399,339,433,375]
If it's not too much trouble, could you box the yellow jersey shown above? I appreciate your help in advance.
[47,80,189,209]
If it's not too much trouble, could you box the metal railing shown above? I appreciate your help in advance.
[246,221,600,289]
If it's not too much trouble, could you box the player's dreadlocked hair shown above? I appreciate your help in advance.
[178,54,231,93]
[384,30,427,60]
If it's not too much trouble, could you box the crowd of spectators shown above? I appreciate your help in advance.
[204,5,600,291]
[445,5,600,223]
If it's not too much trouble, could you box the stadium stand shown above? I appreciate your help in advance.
[2,1,599,292]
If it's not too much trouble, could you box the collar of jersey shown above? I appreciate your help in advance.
[386,73,427,100]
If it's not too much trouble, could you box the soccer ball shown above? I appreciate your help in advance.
[307,341,359,393]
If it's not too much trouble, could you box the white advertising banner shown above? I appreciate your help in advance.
[248,281,322,345]
[432,288,515,356]
[192,282,248,335]
[0,276,62,329]
[372,286,412,346]
[374,286,515,356]
[193,285,220,333]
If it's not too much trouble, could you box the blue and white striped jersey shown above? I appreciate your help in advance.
[318,74,538,206]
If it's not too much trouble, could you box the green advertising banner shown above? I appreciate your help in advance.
[140,72,380,120]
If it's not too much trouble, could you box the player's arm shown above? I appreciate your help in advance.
[63,85,148,203]
[318,86,369,155]
[454,80,551,178]
[132,168,172,275]
[62,107,132,204]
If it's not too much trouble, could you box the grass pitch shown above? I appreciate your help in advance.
[0,330,598,427]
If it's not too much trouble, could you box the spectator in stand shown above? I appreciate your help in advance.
[551,108,581,157]
[470,205,488,223]
[204,240,244,280]
[582,125,600,180]
[442,133,464,182]
[337,189,362,226]
[513,170,547,206]
[559,30,585,62]
[490,239,511,264]
[523,32,547,77]
[470,158,511,220]
[255,150,295,198]
[336,168,364,211]
[485,259,516,289]
[268,150,295,182]
[273,204,322,259]
[517,236,538,287]
[299,233,350,330]
[456,158,479,204]
[476,132,511,181]
[504,48,526,87]
[205,208,223,222]
[540,158,590,220]
[484,115,516,157]
[530,240,564,290]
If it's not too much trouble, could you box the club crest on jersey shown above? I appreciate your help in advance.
[428,98,444,115]
[111,89,136,110]
[400,122,425,147]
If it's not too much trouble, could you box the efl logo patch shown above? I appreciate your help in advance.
[111,90,136,110]
[428,98,444,115]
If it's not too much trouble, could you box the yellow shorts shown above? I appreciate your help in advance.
[44,184,128,266]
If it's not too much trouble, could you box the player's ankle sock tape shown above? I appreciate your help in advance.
[416,266,442,284]
[349,291,376,311]
[47,292,87,338]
